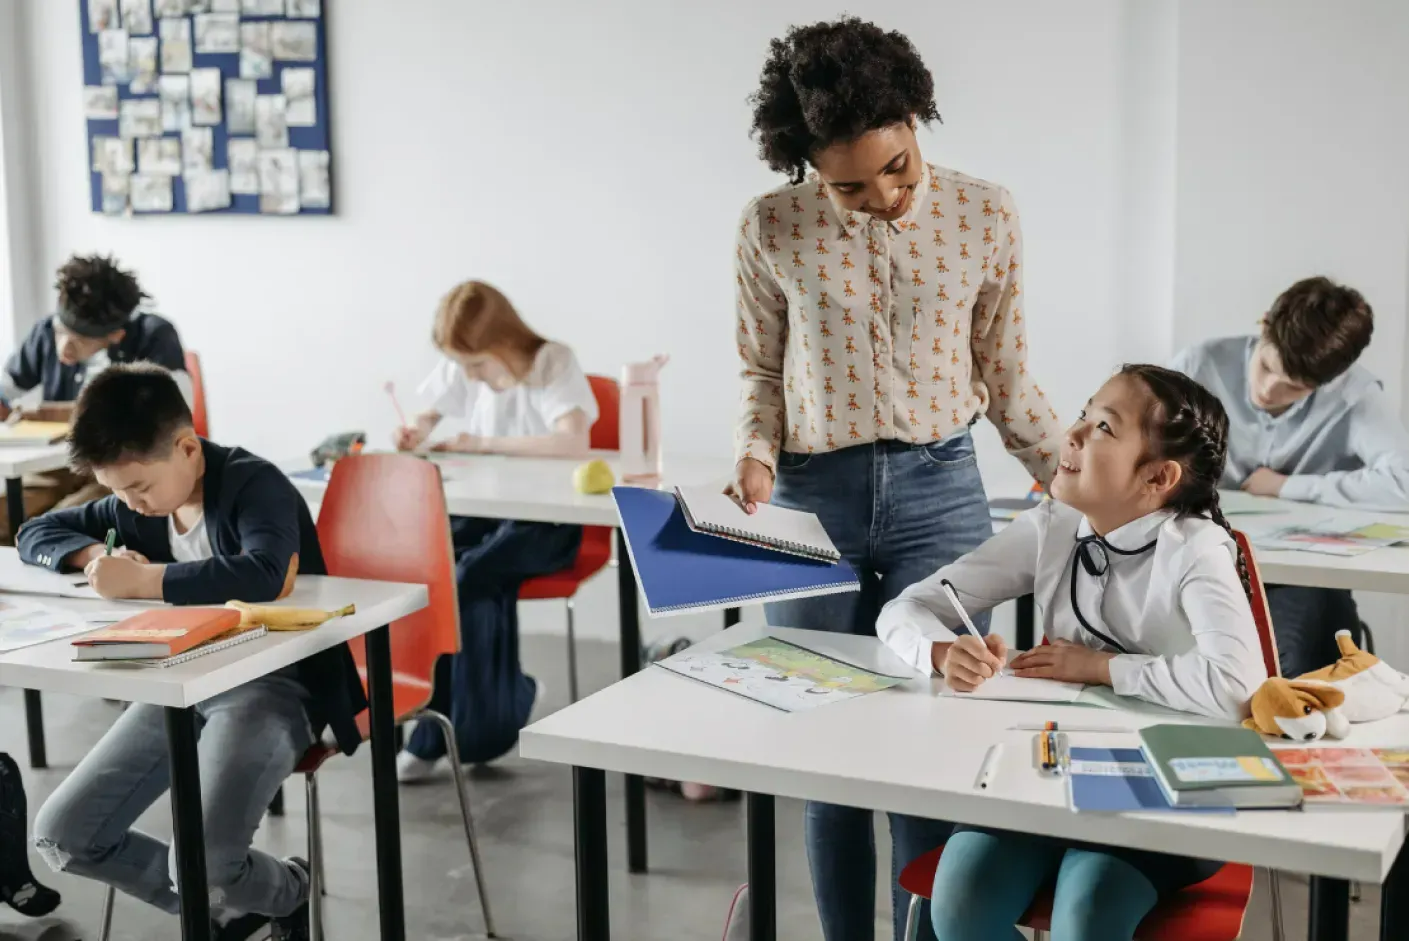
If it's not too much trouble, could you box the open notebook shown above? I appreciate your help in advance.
[674,485,841,563]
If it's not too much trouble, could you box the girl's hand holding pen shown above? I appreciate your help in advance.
[934,633,1008,692]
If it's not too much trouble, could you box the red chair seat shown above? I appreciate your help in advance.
[898,845,1252,940]
[296,674,434,775]
[518,526,613,601]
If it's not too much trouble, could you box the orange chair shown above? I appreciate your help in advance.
[517,375,620,702]
[897,531,1284,941]
[184,350,209,438]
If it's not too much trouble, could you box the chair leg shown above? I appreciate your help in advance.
[903,893,923,941]
[1269,869,1286,941]
[305,772,325,941]
[97,885,115,941]
[565,598,580,703]
[1360,620,1376,656]
[424,710,497,938]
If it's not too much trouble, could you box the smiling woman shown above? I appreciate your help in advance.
[723,16,1064,941]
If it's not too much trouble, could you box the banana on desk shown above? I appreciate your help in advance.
[225,601,356,632]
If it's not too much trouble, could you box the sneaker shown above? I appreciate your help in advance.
[215,911,270,941]
[396,751,442,784]
[270,858,312,941]
[530,675,548,717]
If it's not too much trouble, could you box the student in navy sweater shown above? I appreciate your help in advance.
[17,364,362,941]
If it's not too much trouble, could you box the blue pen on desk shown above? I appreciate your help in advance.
[104,528,116,556]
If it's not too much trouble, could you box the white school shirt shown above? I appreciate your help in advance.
[417,342,598,438]
[876,501,1267,719]
[167,512,213,563]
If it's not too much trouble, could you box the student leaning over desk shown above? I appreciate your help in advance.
[1170,277,1409,677]
[878,364,1266,941]
[16,364,364,941]
[391,279,597,783]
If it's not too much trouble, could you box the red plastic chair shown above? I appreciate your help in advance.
[517,375,619,702]
[184,350,209,438]
[897,531,1283,941]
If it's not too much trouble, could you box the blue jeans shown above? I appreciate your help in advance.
[406,517,582,764]
[32,676,314,918]
[766,434,993,941]
[1265,585,1361,678]
[930,829,1158,941]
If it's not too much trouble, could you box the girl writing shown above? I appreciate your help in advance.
[878,364,1268,940]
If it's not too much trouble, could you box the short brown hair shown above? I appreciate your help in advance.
[431,281,544,374]
[1263,277,1373,386]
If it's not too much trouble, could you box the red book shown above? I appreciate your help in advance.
[72,608,243,661]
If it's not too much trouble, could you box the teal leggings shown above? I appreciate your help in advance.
[930,830,1159,941]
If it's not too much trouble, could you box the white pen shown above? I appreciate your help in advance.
[940,578,1010,675]
[974,743,1003,791]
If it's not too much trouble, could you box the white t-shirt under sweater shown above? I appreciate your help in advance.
[417,341,598,438]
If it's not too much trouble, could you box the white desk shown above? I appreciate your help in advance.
[0,549,429,941]
[522,625,1409,941]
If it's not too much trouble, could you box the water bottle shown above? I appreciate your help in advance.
[620,355,668,485]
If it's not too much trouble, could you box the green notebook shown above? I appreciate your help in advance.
[1139,724,1302,809]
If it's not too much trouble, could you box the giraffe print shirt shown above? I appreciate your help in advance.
[733,163,1061,484]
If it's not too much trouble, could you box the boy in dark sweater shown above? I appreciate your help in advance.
[18,364,363,941]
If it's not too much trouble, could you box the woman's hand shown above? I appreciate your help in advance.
[724,457,775,514]
[430,433,481,454]
[1010,639,1115,686]
[937,634,1008,692]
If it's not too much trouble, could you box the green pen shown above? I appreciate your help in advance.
[104,528,116,556]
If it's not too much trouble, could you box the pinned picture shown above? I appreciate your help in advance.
[120,0,153,35]
[194,12,240,54]
[88,0,120,32]
[187,0,211,12]
[286,0,320,16]
[153,0,187,15]
[84,85,120,121]
[270,21,317,61]
[128,36,159,93]
[182,126,215,175]
[282,68,316,126]
[242,0,285,14]
[297,149,330,209]
[92,136,135,175]
[101,172,130,214]
[257,148,300,214]
[239,21,273,79]
[225,78,257,134]
[117,98,162,138]
[138,137,182,175]
[131,173,174,212]
[158,74,191,132]
[98,29,130,84]
[254,93,288,149]
[186,169,232,212]
[190,68,222,126]
[211,0,241,10]
[160,17,193,73]
[228,138,259,193]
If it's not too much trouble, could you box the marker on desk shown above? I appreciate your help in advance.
[974,743,1003,791]
[104,528,116,557]
[1010,722,1132,733]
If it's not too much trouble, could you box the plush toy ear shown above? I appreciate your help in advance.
[1286,680,1347,711]
[1242,717,1262,732]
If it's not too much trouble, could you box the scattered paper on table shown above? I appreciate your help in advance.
[1274,746,1409,808]
[0,599,102,654]
[941,671,1085,703]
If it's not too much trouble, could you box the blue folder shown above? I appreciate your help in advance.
[612,486,861,616]
[1067,747,1233,814]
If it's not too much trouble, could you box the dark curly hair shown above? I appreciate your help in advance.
[1263,276,1372,387]
[749,17,940,183]
[54,254,146,336]
[1120,364,1250,600]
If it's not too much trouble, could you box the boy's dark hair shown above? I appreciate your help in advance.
[68,363,194,472]
[54,254,146,339]
[1262,277,1373,387]
[1120,363,1251,600]
[750,17,940,184]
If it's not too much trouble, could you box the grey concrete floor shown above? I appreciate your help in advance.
[0,634,1387,940]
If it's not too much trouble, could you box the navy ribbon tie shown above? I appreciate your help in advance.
[1068,533,1159,655]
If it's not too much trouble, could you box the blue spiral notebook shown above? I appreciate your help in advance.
[612,487,861,616]
[1067,747,1233,814]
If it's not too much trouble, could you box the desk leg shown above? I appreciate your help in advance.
[574,767,609,941]
[365,625,406,941]
[10,477,47,771]
[747,793,776,941]
[615,529,647,874]
[1308,877,1349,941]
[1381,840,1408,941]
[165,707,212,941]
[1015,594,1035,651]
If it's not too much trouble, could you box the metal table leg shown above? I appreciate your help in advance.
[615,529,647,873]
[574,767,609,941]
[365,625,406,941]
[165,707,211,941]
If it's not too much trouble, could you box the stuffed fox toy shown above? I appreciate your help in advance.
[1245,629,1409,741]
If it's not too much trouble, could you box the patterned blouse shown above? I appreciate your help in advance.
[733,163,1061,483]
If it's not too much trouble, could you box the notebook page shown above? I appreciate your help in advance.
[674,485,839,558]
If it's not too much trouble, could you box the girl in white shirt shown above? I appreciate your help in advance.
[878,364,1267,941]
[394,281,599,783]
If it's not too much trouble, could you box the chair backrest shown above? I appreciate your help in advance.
[184,350,209,438]
[1233,530,1282,678]
[587,375,620,451]
[316,454,460,702]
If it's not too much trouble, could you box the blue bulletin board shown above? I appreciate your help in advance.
[78,0,333,216]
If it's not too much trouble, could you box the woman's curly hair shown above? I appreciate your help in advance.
[749,17,940,183]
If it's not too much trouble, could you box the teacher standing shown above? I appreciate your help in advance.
[727,18,1062,941]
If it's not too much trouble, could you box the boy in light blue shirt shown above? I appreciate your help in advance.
[1172,276,1409,676]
